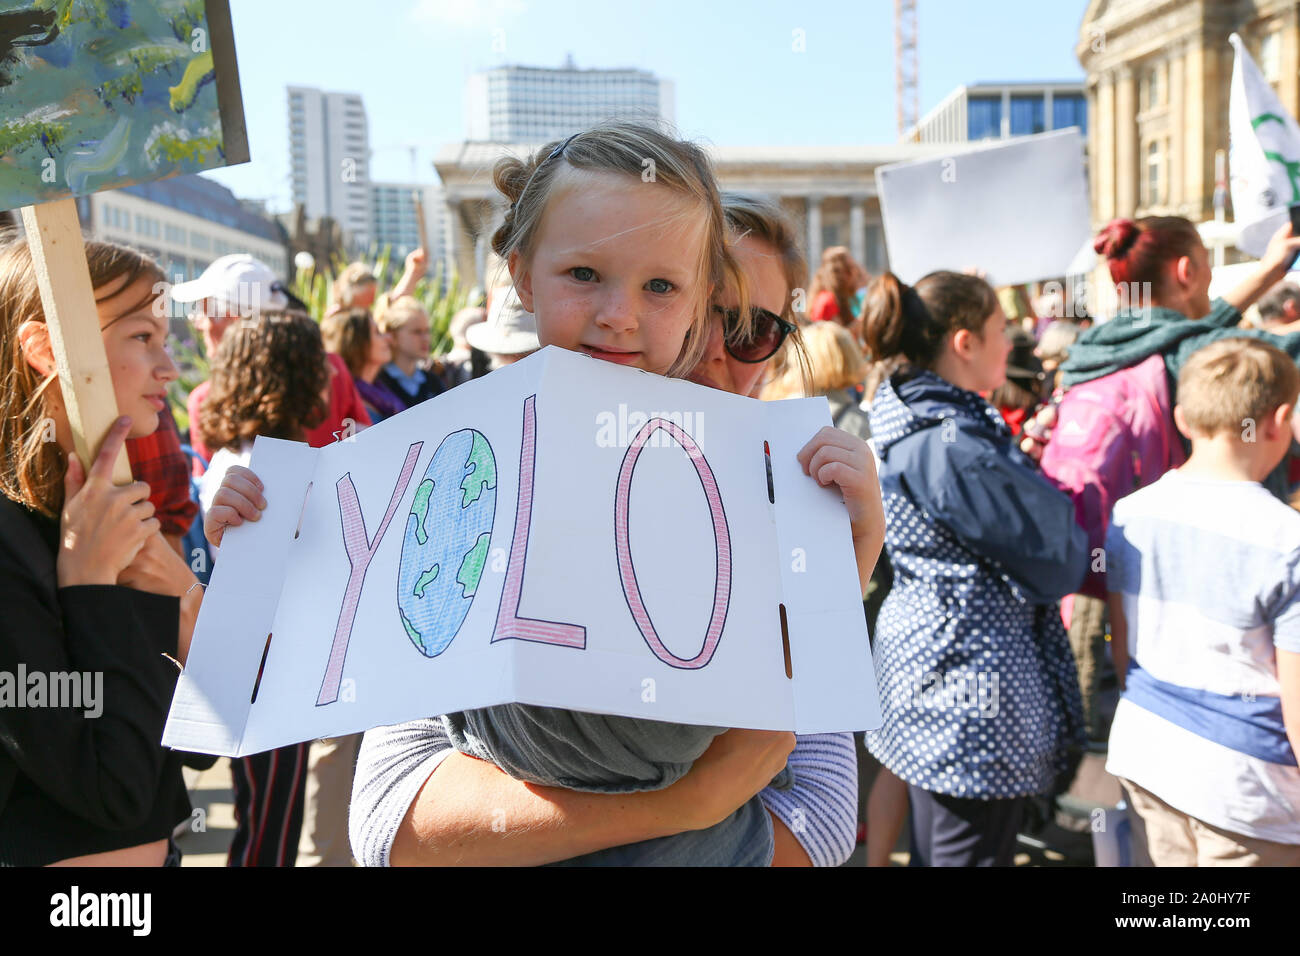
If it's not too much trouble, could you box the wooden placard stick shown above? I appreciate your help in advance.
[21,198,132,484]
[413,189,429,257]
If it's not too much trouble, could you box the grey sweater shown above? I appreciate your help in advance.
[348,717,859,867]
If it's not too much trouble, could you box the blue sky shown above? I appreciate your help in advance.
[205,0,1089,210]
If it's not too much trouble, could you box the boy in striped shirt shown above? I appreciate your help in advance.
[1106,337,1300,865]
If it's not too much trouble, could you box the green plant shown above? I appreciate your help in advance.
[290,243,469,356]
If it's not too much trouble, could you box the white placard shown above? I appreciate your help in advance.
[876,128,1092,287]
[163,347,880,756]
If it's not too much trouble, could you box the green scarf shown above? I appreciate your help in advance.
[1060,299,1300,388]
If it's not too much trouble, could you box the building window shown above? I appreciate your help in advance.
[967,96,1002,139]
[1145,140,1162,206]
[1010,95,1045,135]
[1052,93,1087,135]
[1142,64,1161,111]
[1261,31,1281,84]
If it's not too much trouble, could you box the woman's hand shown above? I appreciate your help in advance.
[1225,222,1300,313]
[58,417,160,589]
[1259,221,1300,277]
[119,532,202,665]
[118,531,196,597]
[1018,402,1058,462]
[204,465,266,549]
[797,426,885,596]
[674,729,797,831]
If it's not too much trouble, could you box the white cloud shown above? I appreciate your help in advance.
[410,0,527,30]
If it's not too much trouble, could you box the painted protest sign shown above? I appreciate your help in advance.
[163,347,881,757]
[1,0,247,482]
[0,0,247,210]
[875,128,1091,287]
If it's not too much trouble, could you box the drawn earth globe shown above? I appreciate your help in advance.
[396,429,497,657]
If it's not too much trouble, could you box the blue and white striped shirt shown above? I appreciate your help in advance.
[1106,469,1300,843]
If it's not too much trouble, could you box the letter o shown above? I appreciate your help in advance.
[613,418,731,669]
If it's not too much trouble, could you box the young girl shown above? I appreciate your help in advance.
[863,270,1088,866]
[348,192,862,869]
[212,123,882,865]
[0,237,204,866]
[197,310,333,868]
[198,310,330,545]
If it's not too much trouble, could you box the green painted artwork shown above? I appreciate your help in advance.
[0,0,247,210]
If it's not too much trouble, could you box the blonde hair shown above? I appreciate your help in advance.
[0,237,163,515]
[330,262,377,311]
[489,120,747,378]
[1177,338,1300,438]
[374,294,428,334]
[762,321,864,400]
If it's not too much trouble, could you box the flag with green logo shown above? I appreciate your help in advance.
[1229,32,1300,257]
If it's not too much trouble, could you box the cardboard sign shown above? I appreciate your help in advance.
[876,129,1091,287]
[0,0,247,210]
[163,347,881,757]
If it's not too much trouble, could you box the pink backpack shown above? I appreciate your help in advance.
[1039,354,1185,599]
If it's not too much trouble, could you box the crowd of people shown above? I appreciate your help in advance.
[3,119,1300,868]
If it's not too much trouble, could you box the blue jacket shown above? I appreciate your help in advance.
[866,368,1087,799]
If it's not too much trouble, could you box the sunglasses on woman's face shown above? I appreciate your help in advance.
[712,304,796,363]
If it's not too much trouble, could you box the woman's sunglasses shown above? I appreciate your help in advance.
[712,304,796,363]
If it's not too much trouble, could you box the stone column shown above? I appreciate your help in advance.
[1092,71,1116,224]
[1169,43,1185,213]
[1114,66,1138,217]
[806,194,824,269]
[849,195,866,268]
[1281,13,1300,127]
[1001,88,1011,137]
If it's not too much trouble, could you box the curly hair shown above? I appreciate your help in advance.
[199,311,330,453]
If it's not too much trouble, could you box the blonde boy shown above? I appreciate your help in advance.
[1105,337,1300,865]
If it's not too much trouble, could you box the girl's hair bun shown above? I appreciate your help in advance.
[1094,218,1140,259]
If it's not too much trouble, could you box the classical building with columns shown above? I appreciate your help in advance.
[433,142,953,289]
[1078,0,1299,230]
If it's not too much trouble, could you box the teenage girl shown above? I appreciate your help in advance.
[0,238,205,866]
[862,270,1088,866]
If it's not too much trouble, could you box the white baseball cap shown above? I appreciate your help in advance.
[171,253,290,315]
[467,287,541,355]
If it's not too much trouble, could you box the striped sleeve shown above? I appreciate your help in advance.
[349,718,454,867]
[760,732,858,867]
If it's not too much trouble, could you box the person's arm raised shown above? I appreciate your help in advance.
[388,728,795,867]
[1224,222,1300,314]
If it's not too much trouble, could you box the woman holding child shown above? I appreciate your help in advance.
[210,125,877,867]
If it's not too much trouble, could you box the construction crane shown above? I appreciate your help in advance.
[895,0,919,141]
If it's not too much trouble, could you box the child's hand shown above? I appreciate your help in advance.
[796,426,885,596]
[204,466,267,549]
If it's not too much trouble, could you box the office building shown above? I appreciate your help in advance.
[288,86,372,247]
[907,81,1088,144]
[465,61,674,142]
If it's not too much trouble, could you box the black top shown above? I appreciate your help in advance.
[374,365,443,410]
[0,494,195,866]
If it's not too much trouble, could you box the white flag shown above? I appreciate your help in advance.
[1229,32,1300,257]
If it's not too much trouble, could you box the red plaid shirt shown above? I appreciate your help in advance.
[126,405,198,538]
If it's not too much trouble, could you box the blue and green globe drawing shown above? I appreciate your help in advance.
[397,429,497,657]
